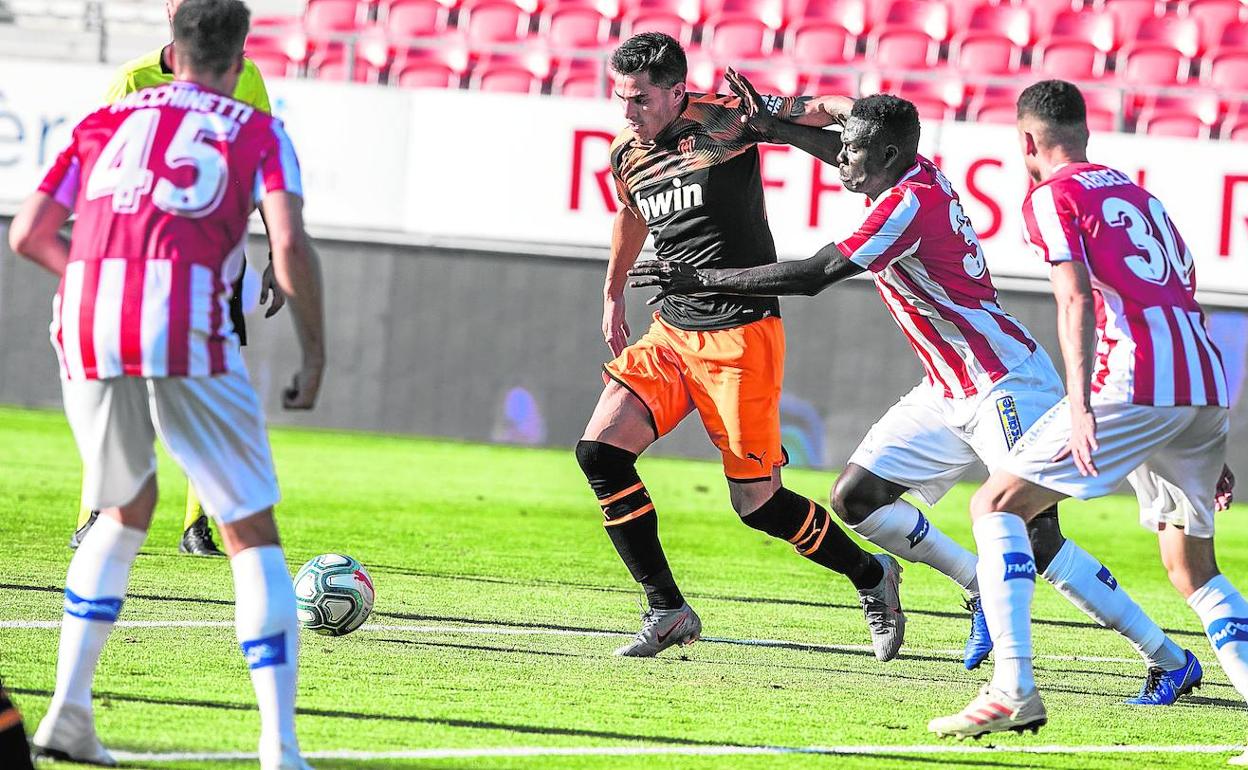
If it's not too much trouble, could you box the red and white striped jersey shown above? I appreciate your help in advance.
[1022,163,1227,407]
[39,81,302,380]
[838,157,1038,399]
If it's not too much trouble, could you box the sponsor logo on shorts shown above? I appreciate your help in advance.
[1208,617,1248,650]
[1096,565,1118,591]
[1003,552,1037,581]
[241,632,287,670]
[63,588,123,622]
[906,514,930,549]
[996,396,1024,450]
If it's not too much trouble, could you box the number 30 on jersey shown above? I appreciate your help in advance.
[85,107,240,218]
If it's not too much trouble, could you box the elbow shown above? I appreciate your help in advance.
[8,220,32,256]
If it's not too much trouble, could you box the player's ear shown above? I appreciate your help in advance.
[670,81,686,103]
[231,51,245,76]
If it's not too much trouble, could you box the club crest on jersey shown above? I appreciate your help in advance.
[906,513,931,548]
[63,588,123,622]
[636,177,704,222]
[996,396,1023,449]
[1096,565,1118,591]
[1208,617,1248,650]
[1003,552,1037,581]
[678,135,696,157]
[241,632,287,670]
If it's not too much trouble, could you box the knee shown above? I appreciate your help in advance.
[1026,511,1064,573]
[829,475,888,526]
[576,440,632,477]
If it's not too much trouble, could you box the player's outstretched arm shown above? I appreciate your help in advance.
[1050,260,1099,476]
[261,191,325,410]
[724,68,845,164]
[8,192,71,277]
[603,205,649,357]
[630,241,863,302]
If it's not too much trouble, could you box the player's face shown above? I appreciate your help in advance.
[837,118,895,198]
[613,71,686,143]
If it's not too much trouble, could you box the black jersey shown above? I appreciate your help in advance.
[610,92,806,331]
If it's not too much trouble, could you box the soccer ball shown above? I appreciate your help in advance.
[294,554,375,636]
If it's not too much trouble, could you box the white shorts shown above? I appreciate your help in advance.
[1001,398,1229,538]
[848,350,1064,505]
[62,368,280,524]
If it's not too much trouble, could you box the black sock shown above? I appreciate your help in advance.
[743,487,884,590]
[0,684,34,770]
[576,441,684,610]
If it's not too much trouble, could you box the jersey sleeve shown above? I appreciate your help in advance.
[253,119,303,204]
[239,60,272,113]
[37,131,82,211]
[759,94,812,121]
[1021,184,1086,264]
[836,187,922,272]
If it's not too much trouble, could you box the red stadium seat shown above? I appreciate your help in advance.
[1204,50,1248,87]
[1034,39,1110,77]
[541,5,613,49]
[304,0,366,34]
[313,54,377,82]
[1213,19,1248,53]
[1119,44,1189,84]
[1097,0,1160,41]
[1133,16,1201,58]
[461,0,532,45]
[1223,115,1248,139]
[1136,89,1222,122]
[807,71,862,96]
[1046,9,1118,51]
[356,24,397,70]
[394,46,470,87]
[785,19,858,62]
[552,58,610,96]
[709,0,786,28]
[472,63,542,92]
[385,0,449,38]
[1136,107,1214,136]
[626,0,705,24]
[685,50,721,91]
[971,99,1021,124]
[965,3,1032,47]
[869,28,941,67]
[893,77,965,120]
[246,49,294,79]
[704,15,777,58]
[877,0,950,39]
[1028,0,1086,39]
[1182,0,1246,54]
[619,10,696,43]
[726,66,802,95]
[790,0,867,35]
[952,32,1025,74]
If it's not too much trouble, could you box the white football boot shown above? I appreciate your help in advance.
[928,684,1047,739]
[614,603,701,657]
[31,701,117,766]
[1228,747,1248,766]
[858,554,906,662]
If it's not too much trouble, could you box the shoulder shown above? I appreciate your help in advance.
[105,48,162,102]
[683,92,745,126]
[608,129,636,170]
[115,48,163,79]
[237,59,272,112]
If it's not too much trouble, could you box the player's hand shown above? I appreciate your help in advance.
[1053,405,1098,477]
[282,363,323,410]
[629,261,708,305]
[724,67,782,143]
[603,296,630,358]
[260,259,286,318]
[1216,464,1235,512]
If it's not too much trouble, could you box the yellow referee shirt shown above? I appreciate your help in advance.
[103,44,271,111]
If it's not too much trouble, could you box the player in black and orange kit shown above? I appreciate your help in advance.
[576,32,906,659]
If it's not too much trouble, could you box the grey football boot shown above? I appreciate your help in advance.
[615,603,702,657]
[32,701,117,767]
[858,553,906,662]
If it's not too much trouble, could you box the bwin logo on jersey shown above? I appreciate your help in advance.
[996,396,1023,449]
[1003,552,1037,581]
[906,514,931,548]
[1096,565,1119,591]
[636,177,704,222]
[63,588,123,622]
[241,632,287,670]
[1208,617,1248,650]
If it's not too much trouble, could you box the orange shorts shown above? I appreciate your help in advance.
[604,313,785,481]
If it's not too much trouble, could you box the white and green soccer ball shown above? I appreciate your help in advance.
[294,554,375,636]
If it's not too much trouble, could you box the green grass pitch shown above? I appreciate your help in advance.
[2,405,1246,769]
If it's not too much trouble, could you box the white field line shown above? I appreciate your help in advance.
[0,618,1143,664]
[109,744,1246,762]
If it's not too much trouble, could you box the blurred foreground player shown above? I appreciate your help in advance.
[633,84,1196,693]
[0,680,35,770]
[69,0,284,557]
[929,80,1241,742]
[8,0,325,766]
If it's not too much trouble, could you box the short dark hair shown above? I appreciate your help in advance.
[1017,80,1088,126]
[610,32,687,89]
[850,94,921,162]
[172,0,250,77]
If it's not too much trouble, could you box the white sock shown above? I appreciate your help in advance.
[232,545,301,768]
[851,499,979,592]
[53,516,146,712]
[1188,573,1248,703]
[973,512,1036,698]
[1043,539,1187,671]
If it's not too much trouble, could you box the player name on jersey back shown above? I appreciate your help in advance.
[1022,162,1228,407]
[109,81,257,124]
